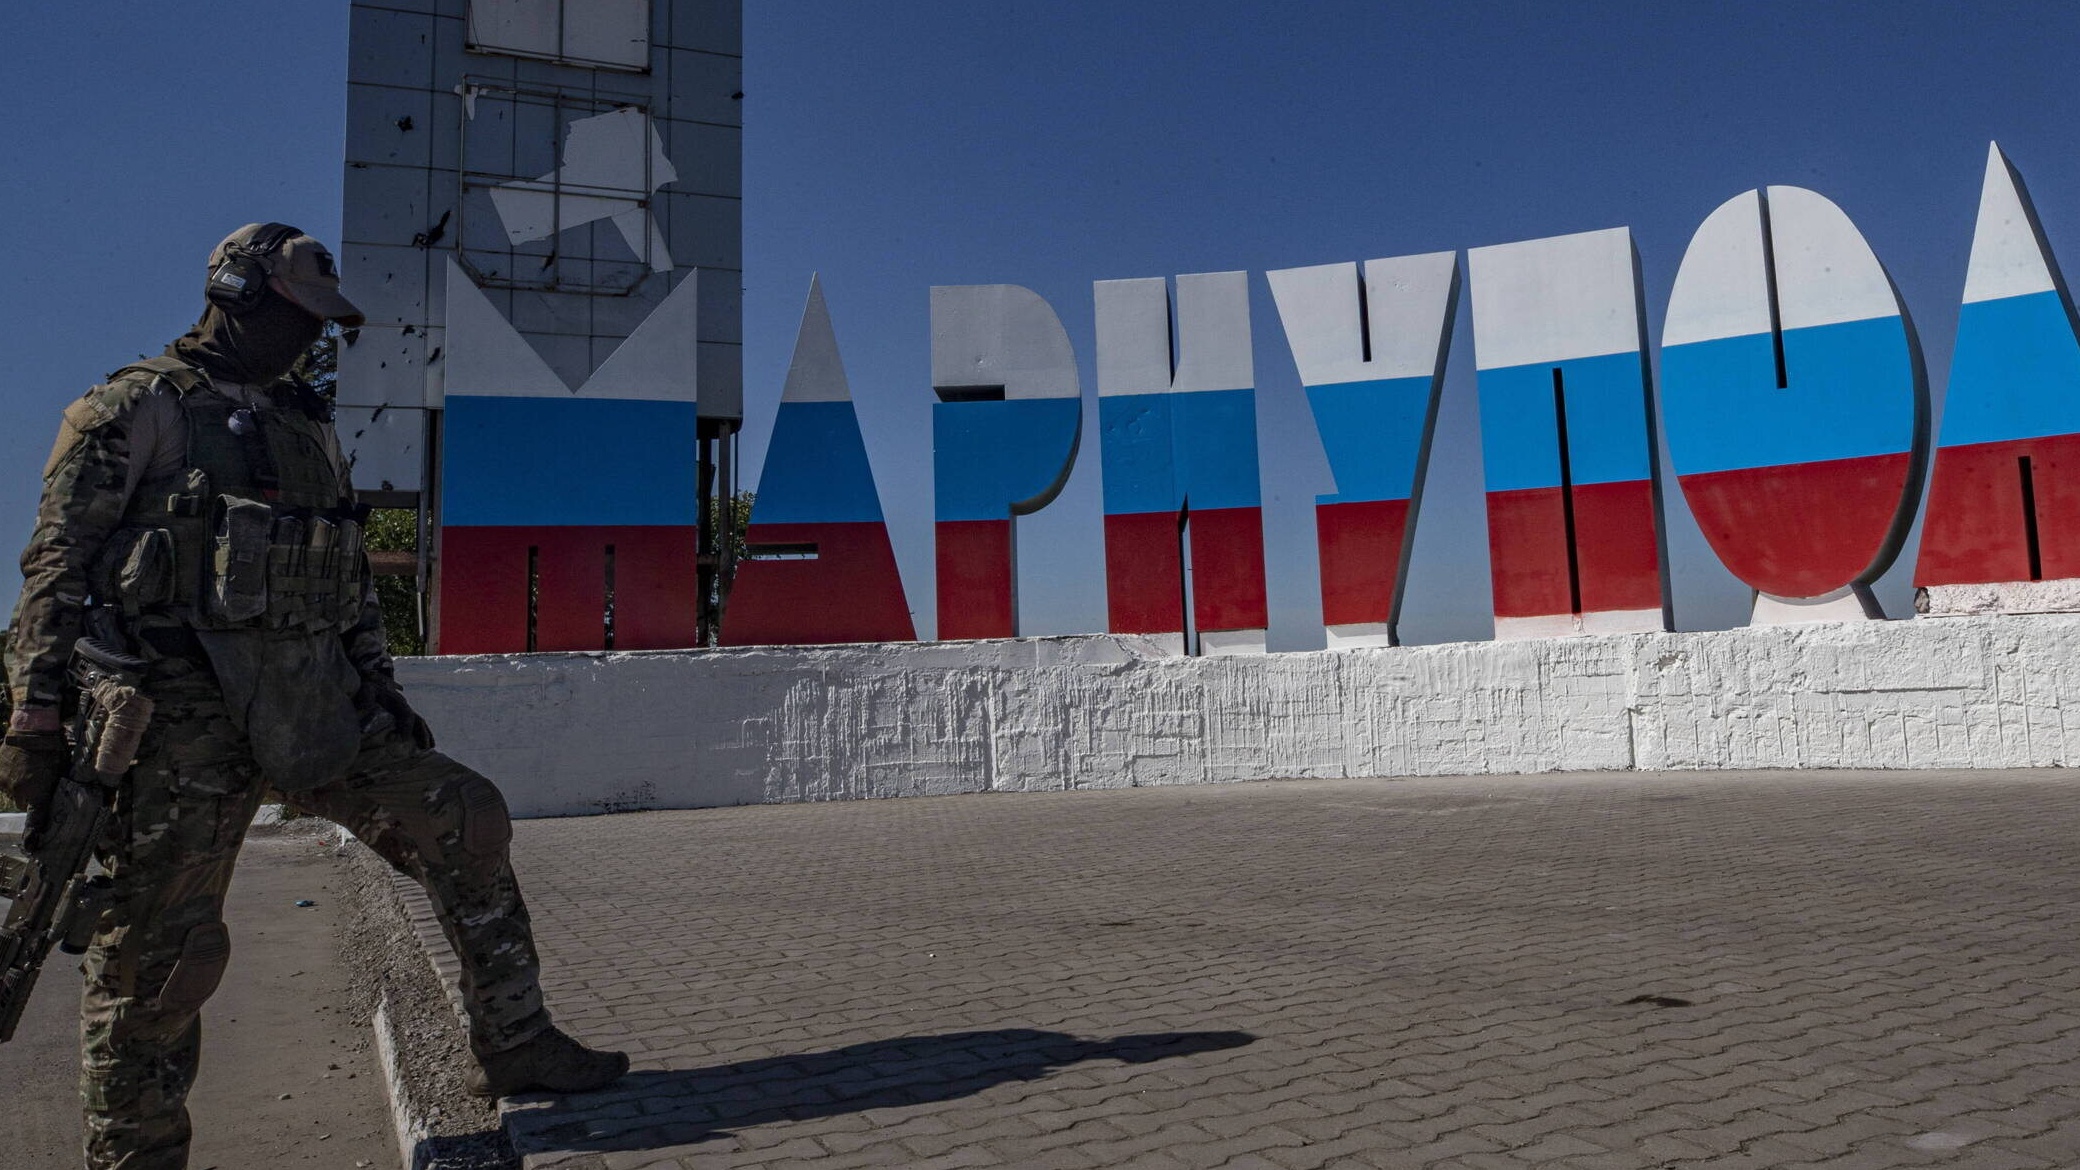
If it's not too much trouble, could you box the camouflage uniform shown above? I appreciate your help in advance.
[9,359,551,1170]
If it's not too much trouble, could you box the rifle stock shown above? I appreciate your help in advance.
[0,637,151,1042]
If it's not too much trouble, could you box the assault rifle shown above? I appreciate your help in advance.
[0,639,154,1042]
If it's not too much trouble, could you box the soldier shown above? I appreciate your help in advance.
[0,223,628,1169]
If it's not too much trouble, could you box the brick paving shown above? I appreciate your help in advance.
[488,770,2080,1169]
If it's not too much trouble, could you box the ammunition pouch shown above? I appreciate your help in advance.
[209,497,274,622]
[89,528,177,616]
[92,503,366,634]
[90,359,368,635]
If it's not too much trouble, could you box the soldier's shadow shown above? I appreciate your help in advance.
[498,1027,1256,1155]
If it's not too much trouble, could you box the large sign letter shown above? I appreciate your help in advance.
[1662,187,1927,623]
[437,260,702,653]
[1268,253,1457,648]
[1467,228,1668,638]
[930,285,1083,639]
[1096,271,1268,654]
[722,278,915,646]
[1917,144,2080,613]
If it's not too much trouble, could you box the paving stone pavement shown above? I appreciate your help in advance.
[489,770,2080,1169]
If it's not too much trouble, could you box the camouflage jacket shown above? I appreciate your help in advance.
[5,361,394,714]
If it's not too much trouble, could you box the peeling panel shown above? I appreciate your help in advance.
[346,0,743,653]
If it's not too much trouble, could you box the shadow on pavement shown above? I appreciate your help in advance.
[507,1027,1257,1153]
[408,1130,520,1170]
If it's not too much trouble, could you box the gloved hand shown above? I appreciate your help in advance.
[1,731,69,849]
[357,676,435,751]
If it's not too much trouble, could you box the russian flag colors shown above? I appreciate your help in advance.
[928,285,1084,640]
[720,278,914,646]
[1661,188,1927,616]
[1917,144,2080,592]
[1096,272,1268,654]
[1268,253,1458,647]
[441,142,2080,655]
[1467,228,1668,639]
[436,261,701,653]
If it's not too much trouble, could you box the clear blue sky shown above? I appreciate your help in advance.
[5,2,2079,648]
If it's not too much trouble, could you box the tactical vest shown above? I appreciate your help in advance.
[89,356,367,633]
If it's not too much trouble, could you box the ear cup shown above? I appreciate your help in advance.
[203,223,303,316]
[205,254,271,314]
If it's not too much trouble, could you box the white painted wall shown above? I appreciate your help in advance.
[394,614,2080,818]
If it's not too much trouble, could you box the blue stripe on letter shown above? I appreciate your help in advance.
[441,396,700,527]
[1306,376,1433,503]
[1941,290,2080,448]
[752,401,886,524]
[1661,315,1917,476]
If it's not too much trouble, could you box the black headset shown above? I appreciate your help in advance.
[204,222,302,315]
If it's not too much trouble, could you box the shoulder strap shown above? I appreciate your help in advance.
[106,355,209,397]
[279,378,336,423]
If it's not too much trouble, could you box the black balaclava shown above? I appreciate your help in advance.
[169,282,323,387]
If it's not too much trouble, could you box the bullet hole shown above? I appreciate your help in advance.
[412,209,451,250]
[395,115,414,132]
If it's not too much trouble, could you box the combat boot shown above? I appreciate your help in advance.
[468,1027,630,1097]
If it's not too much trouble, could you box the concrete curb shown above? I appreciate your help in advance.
[381,869,563,1167]
[381,871,559,1167]
[353,830,516,1170]
[373,993,438,1170]
[387,868,470,1030]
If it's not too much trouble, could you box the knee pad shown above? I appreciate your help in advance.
[154,921,231,1017]
[457,776,513,860]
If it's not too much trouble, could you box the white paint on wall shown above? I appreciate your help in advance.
[396,614,2080,819]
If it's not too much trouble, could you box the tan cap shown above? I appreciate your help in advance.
[210,223,366,327]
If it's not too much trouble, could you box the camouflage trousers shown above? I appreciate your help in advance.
[81,652,548,1170]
